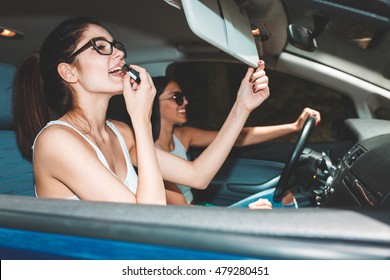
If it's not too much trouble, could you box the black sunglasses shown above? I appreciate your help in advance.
[160,91,186,106]
[65,37,127,63]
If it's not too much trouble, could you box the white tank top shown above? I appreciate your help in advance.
[170,135,194,204]
[32,120,138,199]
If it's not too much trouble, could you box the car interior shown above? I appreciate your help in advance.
[0,63,34,196]
[0,0,389,259]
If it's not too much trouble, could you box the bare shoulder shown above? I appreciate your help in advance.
[173,127,194,148]
[174,126,199,139]
[174,126,217,147]
[175,126,195,134]
[34,124,93,159]
[32,124,102,187]
[108,120,135,149]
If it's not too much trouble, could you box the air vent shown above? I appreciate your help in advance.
[344,145,366,167]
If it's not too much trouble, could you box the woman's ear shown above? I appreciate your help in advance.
[57,62,77,83]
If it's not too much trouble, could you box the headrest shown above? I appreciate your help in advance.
[0,63,16,129]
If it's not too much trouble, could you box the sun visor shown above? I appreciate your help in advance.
[182,0,259,67]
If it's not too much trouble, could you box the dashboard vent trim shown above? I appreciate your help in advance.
[344,145,366,167]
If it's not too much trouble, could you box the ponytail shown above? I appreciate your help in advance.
[13,52,56,161]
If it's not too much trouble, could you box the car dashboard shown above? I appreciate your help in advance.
[308,119,390,208]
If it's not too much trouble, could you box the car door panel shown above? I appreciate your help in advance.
[191,140,353,206]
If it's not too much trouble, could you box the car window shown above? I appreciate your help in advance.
[166,62,356,143]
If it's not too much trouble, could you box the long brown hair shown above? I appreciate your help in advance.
[13,17,103,160]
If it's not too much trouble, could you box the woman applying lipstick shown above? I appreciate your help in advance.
[13,17,272,207]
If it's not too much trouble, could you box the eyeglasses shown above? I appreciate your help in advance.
[159,91,186,106]
[65,37,127,63]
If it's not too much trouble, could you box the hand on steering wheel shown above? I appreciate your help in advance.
[273,116,316,202]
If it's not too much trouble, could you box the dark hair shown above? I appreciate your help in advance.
[106,76,175,142]
[150,76,176,141]
[13,17,104,160]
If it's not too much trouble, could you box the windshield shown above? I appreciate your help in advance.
[284,1,390,90]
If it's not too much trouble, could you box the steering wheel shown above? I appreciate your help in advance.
[273,117,316,202]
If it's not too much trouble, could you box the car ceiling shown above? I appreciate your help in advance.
[2,0,389,89]
[1,0,287,68]
[0,0,285,65]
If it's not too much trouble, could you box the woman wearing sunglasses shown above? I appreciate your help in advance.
[13,17,271,207]
[150,76,321,207]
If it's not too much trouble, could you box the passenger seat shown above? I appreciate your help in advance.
[0,62,35,196]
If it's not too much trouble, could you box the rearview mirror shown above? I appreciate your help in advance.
[287,24,317,52]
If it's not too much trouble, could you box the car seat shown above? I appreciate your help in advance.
[0,62,35,196]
